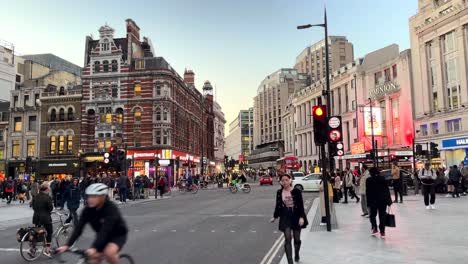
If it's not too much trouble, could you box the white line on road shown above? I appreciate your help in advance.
[259,233,284,264]
[230,230,235,233]
[152,230,157,232]
[0,248,21,252]
[171,230,177,232]
[250,230,257,233]
[189,230,195,233]
[211,230,216,233]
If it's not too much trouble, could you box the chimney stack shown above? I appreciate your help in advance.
[184,69,195,86]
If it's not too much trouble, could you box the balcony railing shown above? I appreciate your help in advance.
[41,90,82,98]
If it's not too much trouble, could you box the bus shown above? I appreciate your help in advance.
[276,156,301,175]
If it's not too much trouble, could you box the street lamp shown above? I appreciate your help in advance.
[297,8,332,232]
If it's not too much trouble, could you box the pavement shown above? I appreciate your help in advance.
[0,183,317,264]
[280,194,468,264]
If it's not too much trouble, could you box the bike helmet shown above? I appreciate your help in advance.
[85,183,109,196]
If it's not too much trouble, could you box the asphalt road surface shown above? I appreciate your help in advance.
[0,184,317,264]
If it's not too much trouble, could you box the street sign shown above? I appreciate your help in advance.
[337,150,344,156]
[328,117,341,129]
[329,130,341,142]
[104,158,109,164]
[104,153,110,158]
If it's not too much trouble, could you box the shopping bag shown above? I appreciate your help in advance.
[385,207,396,228]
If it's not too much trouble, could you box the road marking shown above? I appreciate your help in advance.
[230,230,235,233]
[171,230,177,232]
[250,230,257,233]
[152,229,157,232]
[189,230,195,233]
[259,234,284,264]
[135,229,140,232]
[211,230,216,233]
[0,248,21,252]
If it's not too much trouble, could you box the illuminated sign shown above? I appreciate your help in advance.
[363,107,382,136]
[369,82,400,99]
[351,142,365,154]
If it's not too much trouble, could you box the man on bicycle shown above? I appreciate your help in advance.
[57,183,128,264]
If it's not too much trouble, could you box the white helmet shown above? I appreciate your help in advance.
[85,183,108,196]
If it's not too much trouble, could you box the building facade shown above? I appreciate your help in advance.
[80,20,212,183]
[410,0,468,167]
[213,100,226,172]
[0,102,9,179]
[225,108,254,162]
[295,36,354,85]
[0,40,15,101]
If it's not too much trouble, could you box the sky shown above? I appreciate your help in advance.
[1,0,418,132]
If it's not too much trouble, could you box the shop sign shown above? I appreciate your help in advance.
[342,154,367,159]
[48,163,67,167]
[363,107,382,136]
[351,142,365,154]
[159,159,171,166]
[127,150,159,160]
[369,81,400,99]
[395,151,413,156]
[84,156,104,162]
[442,137,468,149]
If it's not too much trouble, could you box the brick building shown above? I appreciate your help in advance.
[80,20,214,183]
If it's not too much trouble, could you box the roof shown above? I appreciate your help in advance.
[86,37,128,65]
[22,54,82,76]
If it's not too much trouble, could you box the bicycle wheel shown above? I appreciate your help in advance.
[20,233,43,262]
[229,186,238,193]
[242,185,251,193]
[191,185,198,194]
[119,254,135,264]
[55,225,74,248]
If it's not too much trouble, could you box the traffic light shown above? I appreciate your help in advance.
[390,154,397,162]
[430,142,439,158]
[415,144,423,156]
[312,105,328,145]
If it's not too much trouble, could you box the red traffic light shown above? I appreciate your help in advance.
[109,146,115,152]
[312,106,325,117]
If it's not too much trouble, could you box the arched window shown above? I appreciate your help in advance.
[163,109,168,121]
[59,87,65,95]
[134,109,142,122]
[67,107,74,120]
[50,109,57,122]
[50,136,56,154]
[58,135,65,154]
[59,108,65,121]
[116,108,123,124]
[103,60,109,72]
[94,61,100,73]
[111,60,118,72]
[155,107,161,121]
[67,135,73,153]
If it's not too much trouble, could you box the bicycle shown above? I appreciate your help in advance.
[52,211,74,247]
[177,180,198,194]
[229,182,251,194]
[19,226,48,261]
[54,247,135,264]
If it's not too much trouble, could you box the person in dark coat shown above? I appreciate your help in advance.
[117,174,128,203]
[62,178,81,226]
[32,183,54,256]
[366,167,392,238]
[271,174,308,263]
[4,177,15,204]
[449,165,462,198]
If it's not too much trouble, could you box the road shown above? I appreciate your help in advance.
[0,184,317,264]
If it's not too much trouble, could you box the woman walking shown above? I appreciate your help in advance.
[366,167,392,238]
[32,183,54,257]
[271,174,308,263]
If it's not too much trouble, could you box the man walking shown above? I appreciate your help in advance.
[359,165,370,217]
[4,177,15,204]
[419,163,437,209]
[343,168,360,204]
[366,167,392,238]
[449,165,462,198]
[117,173,128,203]
[392,162,403,203]
[142,175,150,199]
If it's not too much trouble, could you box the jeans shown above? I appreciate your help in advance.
[393,179,403,202]
[422,184,436,206]
[452,181,460,197]
[65,208,78,226]
[343,187,358,203]
[119,188,127,203]
[144,188,150,199]
[360,194,369,215]
[283,227,301,264]
[414,179,420,195]
[369,205,387,234]
[5,192,13,204]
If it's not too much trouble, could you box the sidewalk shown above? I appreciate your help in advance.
[281,195,468,264]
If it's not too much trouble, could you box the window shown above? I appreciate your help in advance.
[14,117,22,132]
[67,107,74,120]
[116,109,123,124]
[337,87,342,114]
[420,124,428,136]
[105,140,112,148]
[392,65,397,79]
[94,61,100,73]
[374,72,383,85]
[353,118,357,128]
[13,96,18,107]
[0,150,4,159]
[97,140,104,149]
[34,94,39,106]
[445,58,458,83]
[105,113,112,123]
[392,98,400,144]
[443,31,456,53]
[163,130,169,145]
[58,136,65,154]
[112,84,118,98]
[134,109,142,122]
[340,56,346,61]
[24,95,29,106]
[155,85,161,96]
[50,136,56,154]
[59,108,65,121]
[446,118,461,132]
[12,140,20,157]
[134,83,141,97]
[27,139,35,157]
[111,60,118,72]
[103,60,109,72]
[155,130,161,144]
[101,39,110,51]
[59,87,65,96]
[163,109,168,121]
[135,59,145,70]
[28,116,37,131]
[352,100,356,110]
[384,68,391,82]
[431,122,439,135]
[447,85,461,109]
[67,135,73,153]
[0,130,3,142]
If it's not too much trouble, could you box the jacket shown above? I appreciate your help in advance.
[63,185,81,209]
[273,188,308,231]
[449,168,462,183]
[392,166,401,180]
[366,175,392,208]
[32,192,53,225]
[344,172,354,187]
[117,176,128,189]
[359,170,370,194]
[30,182,39,196]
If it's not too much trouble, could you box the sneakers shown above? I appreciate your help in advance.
[445,194,451,198]
[371,229,378,236]
[361,213,369,217]
[380,233,386,238]
[426,206,431,210]
[319,222,327,226]
[430,205,435,210]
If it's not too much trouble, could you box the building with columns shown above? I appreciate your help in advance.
[410,0,468,167]
[212,100,226,172]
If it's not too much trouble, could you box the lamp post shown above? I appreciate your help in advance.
[297,8,332,232]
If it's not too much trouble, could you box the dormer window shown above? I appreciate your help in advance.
[101,39,110,51]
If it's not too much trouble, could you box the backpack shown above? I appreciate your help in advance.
[21,184,27,192]
[6,181,13,190]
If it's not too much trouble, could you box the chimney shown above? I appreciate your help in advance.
[184,69,195,86]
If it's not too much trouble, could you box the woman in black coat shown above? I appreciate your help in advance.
[32,183,54,256]
[63,178,81,226]
[366,167,392,238]
[271,174,308,263]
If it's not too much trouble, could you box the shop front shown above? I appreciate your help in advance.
[83,155,105,176]
[442,136,468,167]
[39,160,80,180]
[7,160,39,180]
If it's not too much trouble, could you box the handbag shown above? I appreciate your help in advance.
[385,207,396,228]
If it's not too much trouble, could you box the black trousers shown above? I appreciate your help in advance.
[283,227,301,264]
[393,179,403,202]
[65,208,78,226]
[452,181,460,197]
[343,187,358,203]
[369,205,387,234]
[5,192,13,203]
[422,184,436,206]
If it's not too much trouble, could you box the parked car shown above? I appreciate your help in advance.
[293,173,321,192]
[260,176,273,185]
[292,172,305,180]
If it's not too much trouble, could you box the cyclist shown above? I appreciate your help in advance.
[57,183,128,264]
[32,183,53,257]
[185,170,193,191]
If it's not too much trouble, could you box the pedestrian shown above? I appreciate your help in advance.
[333,172,342,203]
[142,175,150,199]
[271,174,308,264]
[445,166,454,197]
[319,175,333,225]
[342,168,360,204]
[158,175,167,198]
[32,183,54,257]
[17,179,27,204]
[62,178,80,226]
[413,168,421,195]
[449,165,462,198]
[366,167,392,238]
[461,165,468,195]
[4,176,14,204]
[50,177,60,208]
[419,163,437,210]
[117,173,128,203]
[391,162,403,203]
[359,164,371,217]
[30,177,39,202]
